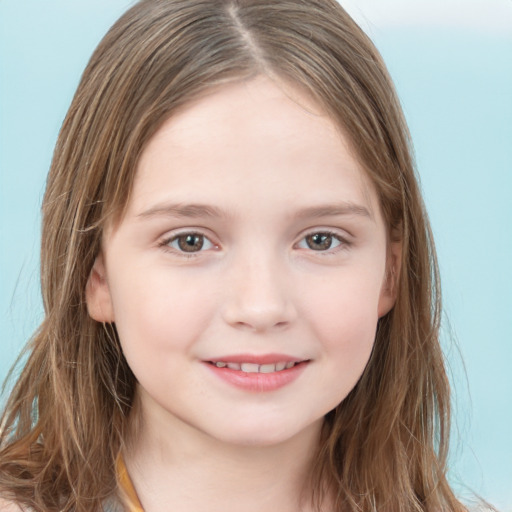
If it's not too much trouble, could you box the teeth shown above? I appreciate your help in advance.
[240,363,260,373]
[212,361,298,373]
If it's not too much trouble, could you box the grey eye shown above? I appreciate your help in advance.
[297,232,343,251]
[168,233,214,253]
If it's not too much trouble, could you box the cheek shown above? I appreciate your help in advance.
[108,266,219,363]
[305,265,382,342]
[316,294,377,370]
[314,291,378,341]
[301,267,382,396]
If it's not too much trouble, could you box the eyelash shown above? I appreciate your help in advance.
[159,231,216,259]
[295,230,350,255]
[158,229,351,258]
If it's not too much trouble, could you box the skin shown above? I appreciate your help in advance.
[86,76,400,511]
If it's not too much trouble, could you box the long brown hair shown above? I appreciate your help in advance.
[0,1,466,510]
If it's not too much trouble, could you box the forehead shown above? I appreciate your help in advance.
[127,77,380,221]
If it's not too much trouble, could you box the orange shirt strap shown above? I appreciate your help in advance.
[117,456,144,512]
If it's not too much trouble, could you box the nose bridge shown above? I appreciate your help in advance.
[222,244,296,332]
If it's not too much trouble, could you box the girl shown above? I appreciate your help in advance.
[0,0,484,510]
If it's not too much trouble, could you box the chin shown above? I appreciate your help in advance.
[208,416,323,448]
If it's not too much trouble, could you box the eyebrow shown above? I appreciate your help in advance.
[137,202,228,220]
[136,201,372,221]
[291,203,373,221]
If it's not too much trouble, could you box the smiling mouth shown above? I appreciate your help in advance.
[207,361,305,373]
[205,358,309,391]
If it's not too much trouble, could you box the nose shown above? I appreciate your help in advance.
[221,252,297,333]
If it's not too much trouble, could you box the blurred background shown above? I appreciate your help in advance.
[1,0,511,508]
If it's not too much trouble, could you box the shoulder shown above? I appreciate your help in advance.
[0,498,24,512]
[0,497,122,512]
[102,496,125,512]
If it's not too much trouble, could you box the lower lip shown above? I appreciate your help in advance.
[204,362,308,392]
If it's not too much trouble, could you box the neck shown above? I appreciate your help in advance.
[124,391,323,512]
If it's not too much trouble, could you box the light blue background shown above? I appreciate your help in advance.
[1,1,511,509]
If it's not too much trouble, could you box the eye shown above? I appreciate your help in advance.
[164,232,215,253]
[296,231,346,252]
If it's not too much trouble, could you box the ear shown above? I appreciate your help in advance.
[377,239,402,318]
[85,253,115,322]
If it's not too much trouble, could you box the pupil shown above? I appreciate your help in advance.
[308,233,332,251]
[179,234,203,252]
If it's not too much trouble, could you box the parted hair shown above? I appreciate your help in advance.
[0,1,466,511]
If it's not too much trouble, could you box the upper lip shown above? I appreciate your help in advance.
[204,353,307,365]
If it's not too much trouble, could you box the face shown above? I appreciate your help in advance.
[87,77,399,447]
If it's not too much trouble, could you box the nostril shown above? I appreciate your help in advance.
[231,318,291,333]
[220,276,298,331]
